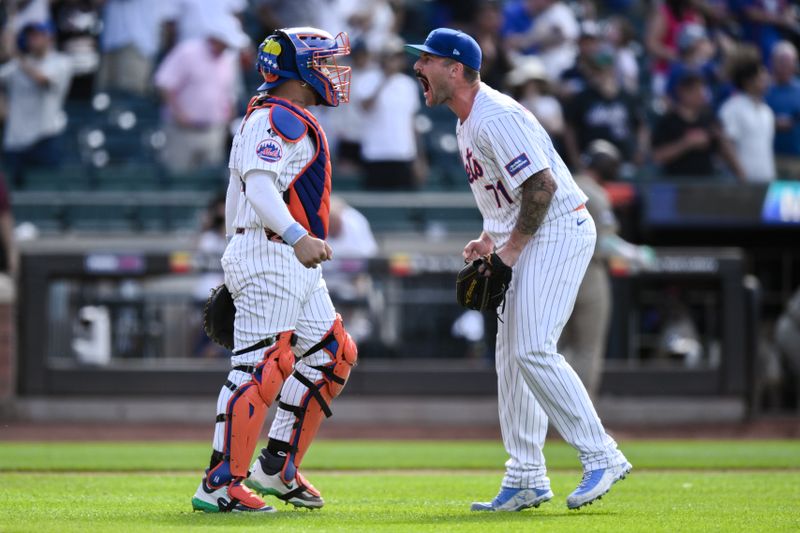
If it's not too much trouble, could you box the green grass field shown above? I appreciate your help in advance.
[1,440,798,532]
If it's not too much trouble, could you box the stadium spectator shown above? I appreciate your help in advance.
[51,0,101,100]
[356,36,423,190]
[775,286,800,410]
[325,195,379,345]
[645,0,705,96]
[153,19,248,175]
[163,0,248,46]
[730,0,800,63]
[340,0,398,55]
[503,0,580,79]
[606,15,640,95]
[559,20,602,99]
[719,47,776,182]
[665,23,719,102]
[0,22,72,187]
[253,0,326,35]
[561,140,655,398]
[563,44,647,174]
[97,0,172,96]
[699,0,735,30]
[500,0,538,56]
[5,0,51,38]
[469,0,513,90]
[506,57,565,145]
[436,0,485,30]
[0,173,17,277]
[192,193,228,359]
[766,41,800,179]
[652,71,744,179]
[331,40,376,175]
[327,195,378,259]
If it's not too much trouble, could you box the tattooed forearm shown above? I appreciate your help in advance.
[514,168,557,236]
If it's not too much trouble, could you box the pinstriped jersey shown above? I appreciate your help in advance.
[230,107,316,229]
[456,83,588,247]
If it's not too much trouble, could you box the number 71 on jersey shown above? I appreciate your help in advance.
[485,181,513,208]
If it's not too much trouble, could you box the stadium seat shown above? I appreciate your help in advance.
[19,165,91,191]
[91,164,162,191]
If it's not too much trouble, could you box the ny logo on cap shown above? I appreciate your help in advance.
[453,48,460,56]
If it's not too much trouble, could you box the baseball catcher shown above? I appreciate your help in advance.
[191,27,357,514]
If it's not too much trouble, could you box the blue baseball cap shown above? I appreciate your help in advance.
[404,28,482,71]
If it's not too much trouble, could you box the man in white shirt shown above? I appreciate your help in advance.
[356,35,422,189]
[719,48,776,183]
[0,22,71,186]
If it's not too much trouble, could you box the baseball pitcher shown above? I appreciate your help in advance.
[407,28,631,512]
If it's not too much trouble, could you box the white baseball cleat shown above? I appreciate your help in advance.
[471,486,554,512]
[566,461,632,509]
[246,455,324,509]
[191,476,277,513]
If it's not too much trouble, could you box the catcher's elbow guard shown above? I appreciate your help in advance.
[223,331,297,478]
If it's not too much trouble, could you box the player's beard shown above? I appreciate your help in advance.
[417,74,450,107]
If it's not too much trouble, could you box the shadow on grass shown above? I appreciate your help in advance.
[150,506,618,530]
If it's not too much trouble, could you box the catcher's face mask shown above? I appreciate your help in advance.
[257,27,352,107]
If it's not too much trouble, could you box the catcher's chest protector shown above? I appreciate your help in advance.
[244,95,332,239]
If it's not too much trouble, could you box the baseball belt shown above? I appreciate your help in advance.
[235,227,286,244]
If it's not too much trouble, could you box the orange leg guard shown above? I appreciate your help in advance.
[223,331,296,478]
[278,315,357,483]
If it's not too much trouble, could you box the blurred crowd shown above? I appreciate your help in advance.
[0,0,799,190]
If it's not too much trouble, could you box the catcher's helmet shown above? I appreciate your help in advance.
[257,27,351,107]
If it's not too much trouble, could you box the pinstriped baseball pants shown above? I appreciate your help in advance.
[211,230,337,452]
[496,210,626,489]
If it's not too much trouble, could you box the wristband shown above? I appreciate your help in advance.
[283,222,308,246]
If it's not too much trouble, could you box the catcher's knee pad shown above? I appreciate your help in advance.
[222,331,296,479]
[279,315,357,479]
[310,313,358,399]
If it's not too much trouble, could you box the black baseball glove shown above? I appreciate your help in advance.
[456,253,513,312]
[203,284,235,350]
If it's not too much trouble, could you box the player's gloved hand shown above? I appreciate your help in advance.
[293,234,333,268]
[463,234,494,262]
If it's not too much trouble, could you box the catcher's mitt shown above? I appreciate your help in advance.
[456,253,513,312]
[204,284,235,350]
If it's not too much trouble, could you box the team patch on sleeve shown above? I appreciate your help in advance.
[504,153,531,177]
[256,138,283,163]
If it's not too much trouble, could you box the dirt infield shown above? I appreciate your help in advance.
[1,418,798,441]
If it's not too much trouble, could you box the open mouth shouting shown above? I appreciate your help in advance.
[415,72,432,103]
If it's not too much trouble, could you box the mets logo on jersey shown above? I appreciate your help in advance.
[505,153,531,176]
[256,139,283,163]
